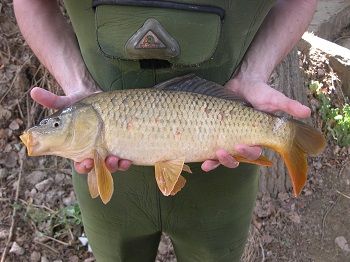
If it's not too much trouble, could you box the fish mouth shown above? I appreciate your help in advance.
[20,131,40,156]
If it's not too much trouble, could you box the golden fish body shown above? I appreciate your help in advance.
[88,88,287,163]
[20,75,326,204]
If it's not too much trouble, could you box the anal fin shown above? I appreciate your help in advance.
[233,155,273,166]
[182,164,192,174]
[154,157,188,196]
[170,175,186,196]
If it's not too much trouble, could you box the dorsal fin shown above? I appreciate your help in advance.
[155,74,251,106]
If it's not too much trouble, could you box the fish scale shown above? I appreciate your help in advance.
[20,74,326,203]
[79,89,290,165]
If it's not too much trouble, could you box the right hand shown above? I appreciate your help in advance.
[30,87,133,174]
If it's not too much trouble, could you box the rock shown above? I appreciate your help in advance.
[0,106,11,123]
[63,191,76,206]
[41,257,49,262]
[313,161,323,170]
[291,203,296,211]
[45,189,63,204]
[35,178,54,192]
[0,129,6,139]
[263,233,273,244]
[12,180,19,191]
[30,251,41,262]
[79,236,89,246]
[26,171,47,185]
[55,173,65,183]
[317,68,325,76]
[33,192,45,205]
[68,256,79,262]
[308,0,350,41]
[9,241,25,255]
[301,32,350,97]
[0,230,8,240]
[0,151,18,168]
[288,211,301,224]
[9,119,19,130]
[84,258,96,262]
[0,168,7,179]
[157,239,168,255]
[336,37,350,50]
[278,191,290,202]
[335,236,350,252]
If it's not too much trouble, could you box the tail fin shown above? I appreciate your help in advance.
[276,119,326,197]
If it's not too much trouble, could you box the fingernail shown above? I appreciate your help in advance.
[210,163,221,171]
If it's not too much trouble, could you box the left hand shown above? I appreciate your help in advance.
[201,77,311,172]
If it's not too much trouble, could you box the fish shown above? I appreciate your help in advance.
[20,74,326,204]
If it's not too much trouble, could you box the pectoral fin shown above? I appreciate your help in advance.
[87,169,99,198]
[94,150,114,204]
[233,155,274,166]
[154,157,189,196]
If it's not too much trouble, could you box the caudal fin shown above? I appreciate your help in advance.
[277,119,326,197]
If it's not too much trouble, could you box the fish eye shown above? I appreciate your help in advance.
[52,118,61,128]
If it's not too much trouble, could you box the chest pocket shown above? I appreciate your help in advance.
[93,0,224,66]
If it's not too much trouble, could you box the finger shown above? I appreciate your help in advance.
[283,99,311,119]
[117,159,133,171]
[105,156,132,172]
[216,149,240,168]
[270,92,311,118]
[234,144,262,160]
[201,160,221,172]
[105,155,119,173]
[30,87,70,110]
[74,159,94,174]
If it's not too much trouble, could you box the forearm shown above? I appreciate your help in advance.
[234,0,317,82]
[13,0,99,95]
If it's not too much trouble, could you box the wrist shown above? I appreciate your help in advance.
[232,60,271,84]
[60,70,101,97]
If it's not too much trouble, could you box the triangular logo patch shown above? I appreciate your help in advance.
[126,19,180,60]
[136,30,166,49]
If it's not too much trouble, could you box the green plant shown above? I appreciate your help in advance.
[17,201,83,240]
[310,80,350,147]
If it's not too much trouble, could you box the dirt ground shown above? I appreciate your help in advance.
[1,1,350,261]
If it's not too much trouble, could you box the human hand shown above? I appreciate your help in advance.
[224,78,311,118]
[30,87,132,174]
[201,77,311,172]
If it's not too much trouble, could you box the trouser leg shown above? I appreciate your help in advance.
[160,163,259,262]
[73,163,259,262]
[73,166,162,262]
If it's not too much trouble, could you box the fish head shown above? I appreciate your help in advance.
[20,104,101,160]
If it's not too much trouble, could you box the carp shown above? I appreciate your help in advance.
[20,74,326,204]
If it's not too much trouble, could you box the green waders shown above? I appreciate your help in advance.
[73,164,259,262]
[64,0,276,261]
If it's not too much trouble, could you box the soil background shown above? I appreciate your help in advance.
[1,1,350,261]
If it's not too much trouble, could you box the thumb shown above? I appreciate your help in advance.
[30,87,71,110]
